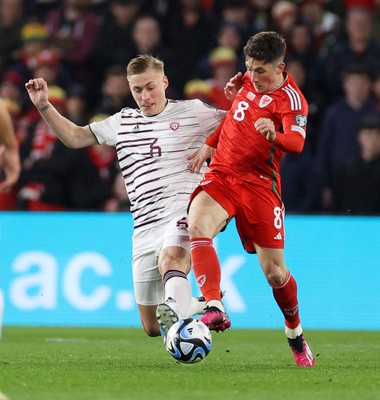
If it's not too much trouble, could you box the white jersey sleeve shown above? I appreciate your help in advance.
[89,112,122,146]
[193,99,226,138]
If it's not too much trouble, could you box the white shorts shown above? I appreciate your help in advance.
[132,213,190,306]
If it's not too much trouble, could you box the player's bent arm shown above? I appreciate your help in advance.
[274,131,304,154]
[37,101,97,148]
[274,114,307,154]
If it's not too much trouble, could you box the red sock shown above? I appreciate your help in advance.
[271,272,300,329]
[190,237,221,302]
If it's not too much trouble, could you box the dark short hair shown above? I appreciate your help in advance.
[243,31,286,64]
[342,63,370,78]
[361,114,380,130]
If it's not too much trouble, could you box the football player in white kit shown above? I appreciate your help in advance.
[25,55,226,342]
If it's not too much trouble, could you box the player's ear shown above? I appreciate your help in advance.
[163,75,169,90]
[277,62,285,74]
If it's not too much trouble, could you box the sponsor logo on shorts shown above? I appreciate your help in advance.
[176,217,188,230]
[274,232,283,240]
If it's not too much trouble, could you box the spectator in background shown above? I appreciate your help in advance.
[280,142,321,213]
[332,113,380,214]
[31,48,72,90]
[0,0,25,74]
[371,70,380,111]
[90,0,141,83]
[323,6,380,101]
[131,13,180,98]
[297,0,341,57]
[315,64,378,212]
[220,0,251,39]
[67,114,119,211]
[270,1,298,40]
[371,0,380,43]
[0,70,24,122]
[66,83,89,125]
[13,45,73,140]
[94,64,134,115]
[285,57,325,154]
[287,21,324,96]
[17,85,78,211]
[205,46,238,110]
[10,21,50,82]
[162,0,218,94]
[250,0,275,34]
[44,0,101,89]
[183,79,214,105]
[195,19,245,79]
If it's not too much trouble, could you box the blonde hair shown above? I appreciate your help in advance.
[126,54,164,77]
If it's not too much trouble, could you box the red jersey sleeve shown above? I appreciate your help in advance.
[273,78,308,155]
[273,130,304,154]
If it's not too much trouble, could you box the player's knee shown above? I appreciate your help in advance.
[266,273,283,286]
[187,218,211,239]
[263,263,287,286]
[158,253,190,277]
[266,268,289,286]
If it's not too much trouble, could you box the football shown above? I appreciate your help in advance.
[165,318,212,363]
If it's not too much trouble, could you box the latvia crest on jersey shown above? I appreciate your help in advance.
[169,118,180,131]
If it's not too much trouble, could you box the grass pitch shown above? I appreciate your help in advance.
[0,327,379,400]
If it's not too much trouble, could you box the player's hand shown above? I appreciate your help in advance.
[224,72,243,102]
[0,145,21,192]
[187,144,215,173]
[254,118,276,142]
[25,78,49,108]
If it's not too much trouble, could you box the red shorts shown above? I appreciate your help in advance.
[190,171,285,253]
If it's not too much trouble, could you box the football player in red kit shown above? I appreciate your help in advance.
[187,31,315,367]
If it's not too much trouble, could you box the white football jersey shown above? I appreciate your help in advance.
[90,99,226,231]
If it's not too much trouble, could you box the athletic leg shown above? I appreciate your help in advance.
[255,245,314,366]
[188,189,231,331]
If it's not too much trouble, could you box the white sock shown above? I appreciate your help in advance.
[187,296,207,316]
[164,276,191,319]
[285,324,303,339]
[207,300,225,312]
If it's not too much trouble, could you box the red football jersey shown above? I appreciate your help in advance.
[206,71,308,196]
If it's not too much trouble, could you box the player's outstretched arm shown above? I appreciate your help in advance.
[25,78,97,149]
[0,102,21,192]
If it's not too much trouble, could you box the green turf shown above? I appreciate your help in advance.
[0,327,379,400]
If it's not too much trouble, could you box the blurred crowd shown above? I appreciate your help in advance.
[1,0,380,214]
